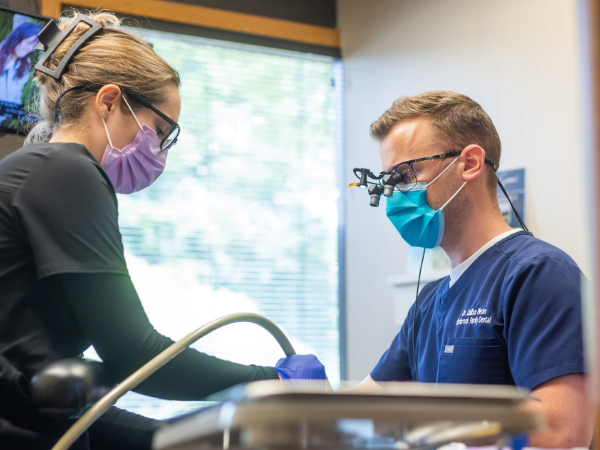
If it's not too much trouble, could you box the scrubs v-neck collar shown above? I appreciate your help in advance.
[449,228,522,287]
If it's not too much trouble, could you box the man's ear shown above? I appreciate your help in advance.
[94,84,122,119]
[461,145,486,182]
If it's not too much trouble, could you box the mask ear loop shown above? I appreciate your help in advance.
[423,156,467,212]
[101,118,113,148]
[122,94,143,131]
[396,156,462,194]
[439,181,467,212]
[101,93,143,150]
[426,156,460,187]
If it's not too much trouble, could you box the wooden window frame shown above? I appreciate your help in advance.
[39,0,340,49]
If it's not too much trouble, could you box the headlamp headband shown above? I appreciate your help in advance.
[34,15,103,80]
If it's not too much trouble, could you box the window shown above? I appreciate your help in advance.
[90,26,342,419]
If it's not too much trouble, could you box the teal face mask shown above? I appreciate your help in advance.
[385,157,466,248]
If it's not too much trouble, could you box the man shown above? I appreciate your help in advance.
[358,91,591,447]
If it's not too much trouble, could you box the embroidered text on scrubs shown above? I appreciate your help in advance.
[456,308,492,326]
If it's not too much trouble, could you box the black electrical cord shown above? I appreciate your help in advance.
[409,180,526,383]
[497,179,528,231]
[412,248,426,382]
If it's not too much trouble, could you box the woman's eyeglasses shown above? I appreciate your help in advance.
[121,88,180,152]
[54,84,181,152]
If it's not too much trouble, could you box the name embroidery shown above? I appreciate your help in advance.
[456,308,492,326]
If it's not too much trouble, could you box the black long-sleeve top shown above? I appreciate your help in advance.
[0,142,278,446]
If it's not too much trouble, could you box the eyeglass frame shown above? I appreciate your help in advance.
[120,87,180,152]
[52,83,180,152]
[387,150,497,180]
[351,148,527,230]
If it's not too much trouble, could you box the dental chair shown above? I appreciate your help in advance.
[31,357,114,420]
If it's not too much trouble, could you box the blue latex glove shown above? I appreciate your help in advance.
[508,435,528,450]
[274,354,327,380]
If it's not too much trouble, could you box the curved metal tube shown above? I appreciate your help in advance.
[52,313,295,450]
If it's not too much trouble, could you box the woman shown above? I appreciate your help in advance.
[0,21,42,104]
[0,11,325,450]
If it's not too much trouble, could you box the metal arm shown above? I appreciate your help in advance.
[52,313,295,450]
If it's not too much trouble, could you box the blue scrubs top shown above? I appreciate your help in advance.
[371,231,585,389]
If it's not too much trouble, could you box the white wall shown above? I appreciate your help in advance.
[338,0,587,380]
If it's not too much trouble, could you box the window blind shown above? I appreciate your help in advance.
[89,26,341,419]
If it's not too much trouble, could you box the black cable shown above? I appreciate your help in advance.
[408,179,525,383]
[52,84,96,125]
[497,179,528,231]
[412,248,426,382]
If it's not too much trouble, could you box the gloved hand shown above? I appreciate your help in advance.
[274,354,327,380]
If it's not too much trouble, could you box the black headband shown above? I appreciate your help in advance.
[34,15,102,80]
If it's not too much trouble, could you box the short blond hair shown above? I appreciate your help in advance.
[26,9,180,144]
[370,91,500,191]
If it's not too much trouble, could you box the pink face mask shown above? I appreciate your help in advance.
[100,96,168,194]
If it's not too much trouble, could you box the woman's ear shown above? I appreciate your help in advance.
[461,145,486,182]
[94,85,122,119]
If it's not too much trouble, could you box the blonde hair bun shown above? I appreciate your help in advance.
[26,9,179,145]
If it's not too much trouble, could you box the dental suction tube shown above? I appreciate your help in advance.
[52,313,297,450]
